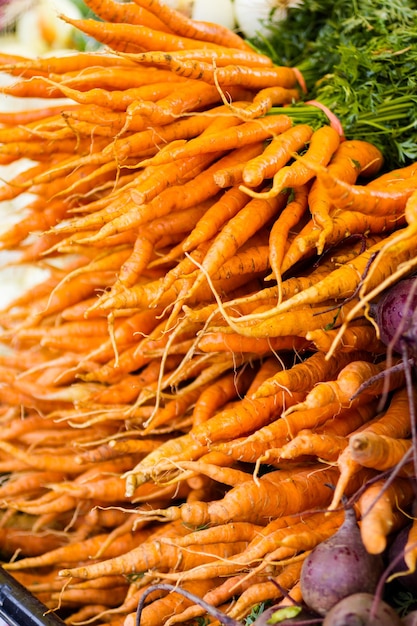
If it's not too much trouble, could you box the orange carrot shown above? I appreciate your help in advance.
[244,125,342,199]
[139,114,293,166]
[268,183,310,290]
[129,0,252,50]
[348,431,413,472]
[122,47,273,69]
[83,0,173,29]
[60,14,241,52]
[359,477,415,554]
[252,349,363,400]
[240,124,314,188]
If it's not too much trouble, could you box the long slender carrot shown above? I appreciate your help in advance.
[138,114,293,166]
[60,15,239,52]
[129,0,252,51]
[121,47,274,68]
[243,125,342,199]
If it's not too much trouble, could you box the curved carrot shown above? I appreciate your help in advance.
[83,0,172,29]
[139,114,293,166]
[129,0,252,51]
[359,477,415,554]
[240,124,313,188]
[268,183,310,294]
[60,15,236,52]
[244,125,341,199]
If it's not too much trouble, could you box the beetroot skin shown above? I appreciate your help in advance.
[300,508,383,616]
[374,277,417,356]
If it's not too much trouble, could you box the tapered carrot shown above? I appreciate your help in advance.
[83,0,172,29]
[348,431,413,472]
[163,573,268,626]
[306,322,385,354]
[122,47,273,69]
[137,56,299,90]
[304,139,384,253]
[330,385,414,509]
[59,539,248,580]
[225,401,377,464]
[139,114,293,166]
[4,527,153,571]
[60,14,239,52]
[268,183,310,291]
[244,125,342,199]
[240,124,313,189]
[313,163,417,217]
[124,579,222,626]
[129,0,252,51]
[263,229,416,315]
[246,86,301,117]
[270,432,348,463]
[252,349,363,400]
[165,522,263,548]
[133,465,342,526]
[226,560,304,621]
[286,357,405,415]
[359,477,415,554]
[198,331,309,355]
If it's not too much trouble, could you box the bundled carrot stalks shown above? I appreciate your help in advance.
[0,0,416,624]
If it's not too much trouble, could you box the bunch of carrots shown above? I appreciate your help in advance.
[0,0,416,624]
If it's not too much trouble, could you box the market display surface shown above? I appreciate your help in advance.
[0,0,417,624]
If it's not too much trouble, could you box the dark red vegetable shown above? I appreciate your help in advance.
[299,507,383,616]
[373,277,417,357]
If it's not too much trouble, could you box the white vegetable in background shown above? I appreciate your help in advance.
[192,0,235,30]
[160,0,194,15]
[15,0,82,54]
[159,0,235,28]
[234,0,303,38]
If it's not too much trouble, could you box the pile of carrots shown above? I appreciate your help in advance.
[0,0,417,624]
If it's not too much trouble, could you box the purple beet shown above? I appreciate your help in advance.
[300,507,383,616]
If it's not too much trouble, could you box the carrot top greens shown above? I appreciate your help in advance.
[251,0,417,167]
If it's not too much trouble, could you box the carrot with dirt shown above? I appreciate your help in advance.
[306,322,386,354]
[122,47,274,69]
[132,56,299,90]
[126,464,342,526]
